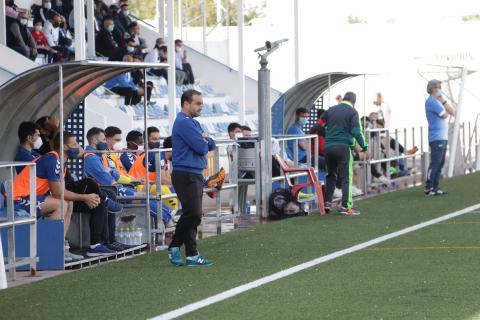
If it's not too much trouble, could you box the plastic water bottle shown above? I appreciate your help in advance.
[118,227,125,245]
[125,228,132,246]
[245,201,251,215]
[137,228,143,245]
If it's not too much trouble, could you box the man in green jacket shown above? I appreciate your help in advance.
[315,92,368,215]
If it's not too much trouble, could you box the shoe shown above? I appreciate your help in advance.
[64,253,73,263]
[338,206,361,216]
[186,255,214,267]
[351,185,364,196]
[86,244,116,257]
[427,189,448,196]
[106,241,127,252]
[168,247,184,266]
[206,168,226,190]
[324,201,332,213]
[67,251,84,261]
[424,188,433,195]
[375,175,390,185]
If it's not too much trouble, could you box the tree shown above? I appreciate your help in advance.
[129,0,266,26]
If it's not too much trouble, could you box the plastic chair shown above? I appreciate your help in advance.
[273,154,325,215]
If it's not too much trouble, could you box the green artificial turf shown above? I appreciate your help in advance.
[1,173,480,320]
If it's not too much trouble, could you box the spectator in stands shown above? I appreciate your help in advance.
[131,55,154,103]
[33,0,56,25]
[175,39,195,84]
[7,11,37,60]
[94,0,109,25]
[83,127,173,223]
[35,115,60,155]
[114,3,132,34]
[372,92,391,128]
[31,19,58,62]
[6,0,20,19]
[155,37,165,47]
[105,54,147,106]
[96,18,118,58]
[286,107,309,163]
[58,14,74,59]
[308,109,326,170]
[43,13,63,61]
[123,21,147,55]
[109,37,135,61]
[15,122,42,174]
[120,130,144,172]
[227,123,242,140]
[241,125,252,137]
[335,94,342,105]
[152,45,185,85]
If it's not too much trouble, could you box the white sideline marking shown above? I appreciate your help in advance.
[150,203,480,320]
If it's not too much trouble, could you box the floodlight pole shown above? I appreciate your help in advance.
[256,40,287,218]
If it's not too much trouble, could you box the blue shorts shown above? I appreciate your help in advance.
[14,195,46,216]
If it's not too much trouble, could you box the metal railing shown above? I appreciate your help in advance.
[0,162,37,284]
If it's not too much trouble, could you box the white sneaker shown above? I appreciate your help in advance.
[352,185,364,196]
[375,175,390,185]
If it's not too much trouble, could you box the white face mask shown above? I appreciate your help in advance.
[234,132,243,139]
[33,137,43,149]
[137,145,145,152]
[44,2,51,9]
[113,142,124,151]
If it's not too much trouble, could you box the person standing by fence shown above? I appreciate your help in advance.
[167,90,219,267]
[424,79,455,196]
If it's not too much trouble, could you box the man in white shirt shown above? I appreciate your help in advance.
[174,39,195,85]
[43,13,61,47]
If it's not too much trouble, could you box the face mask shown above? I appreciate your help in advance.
[33,137,43,149]
[35,25,42,31]
[148,142,160,149]
[20,19,28,26]
[113,142,124,151]
[59,22,65,28]
[136,145,145,152]
[234,132,243,139]
[299,117,308,126]
[97,141,108,151]
[43,2,51,9]
[53,22,60,28]
[127,46,134,53]
[66,147,80,158]
[123,10,129,15]
[107,24,114,32]
[436,90,443,97]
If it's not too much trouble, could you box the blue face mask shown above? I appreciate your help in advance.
[148,141,160,149]
[107,25,114,32]
[436,90,443,97]
[66,147,80,158]
[97,142,108,151]
[298,117,308,126]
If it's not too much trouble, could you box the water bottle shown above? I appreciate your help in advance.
[137,228,143,245]
[250,201,256,215]
[245,201,251,215]
[125,228,132,246]
[118,227,125,245]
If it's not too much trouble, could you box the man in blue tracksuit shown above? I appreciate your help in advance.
[168,89,219,267]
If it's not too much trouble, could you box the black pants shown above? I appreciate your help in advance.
[66,178,107,245]
[111,86,151,105]
[169,171,204,257]
[325,145,353,208]
[182,63,195,84]
[100,187,118,244]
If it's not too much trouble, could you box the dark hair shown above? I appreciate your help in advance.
[53,131,75,150]
[126,130,143,143]
[18,121,40,143]
[343,92,357,104]
[295,108,308,116]
[163,136,172,149]
[376,119,385,127]
[227,122,242,134]
[175,39,183,46]
[316,109,325,119]
[126,38,136,44]
[35,116,49,129]
[241,125,252,132]
[86,127,105,144]
[158,45,167,52]
[181,89,202,108]
[147,126,159,139]
[120,3,128,8]
[105,126,122,138]
[127,21,138,30]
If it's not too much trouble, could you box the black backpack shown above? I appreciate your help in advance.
[268,188,306,220]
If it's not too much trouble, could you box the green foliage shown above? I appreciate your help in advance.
[462,14,480,22]
[347,15,366,24]
[128,0,265,26]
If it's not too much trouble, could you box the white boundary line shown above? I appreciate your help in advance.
[150,203,480,320]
